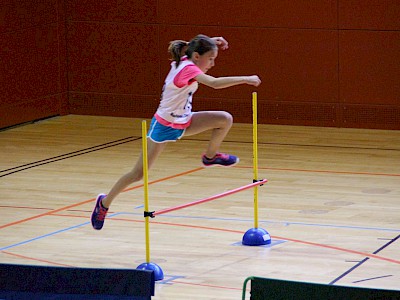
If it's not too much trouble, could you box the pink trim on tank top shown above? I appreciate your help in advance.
[154,114,192,129]
[173,65,202,88]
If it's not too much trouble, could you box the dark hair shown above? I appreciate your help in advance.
[168,34,217,67]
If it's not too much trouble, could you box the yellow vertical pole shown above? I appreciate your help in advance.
[252,92,259,229]
[142,120,151,263]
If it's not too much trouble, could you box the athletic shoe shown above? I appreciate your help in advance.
[91,194,108,230]
[202,153,239,167]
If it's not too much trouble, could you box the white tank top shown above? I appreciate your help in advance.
[155,59,200,126]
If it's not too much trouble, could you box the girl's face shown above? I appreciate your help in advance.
[193,49,218,73]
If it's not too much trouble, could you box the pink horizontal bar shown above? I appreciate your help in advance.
[152,179,268,217]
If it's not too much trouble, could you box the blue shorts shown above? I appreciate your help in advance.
[147,117,185,143]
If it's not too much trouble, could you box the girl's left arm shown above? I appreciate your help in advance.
[211,37,229,50]
[195,73,261,89]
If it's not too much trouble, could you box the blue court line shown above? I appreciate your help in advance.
[157,275,185,285]
[0,212,123,252]
[259,220,400,233]
[121,212,400,233]
[1,211,399,253]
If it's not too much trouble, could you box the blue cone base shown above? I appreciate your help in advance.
[242,228,271,246]
[136,262,164,281]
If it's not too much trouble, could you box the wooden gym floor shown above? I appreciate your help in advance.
[1,115,399,299]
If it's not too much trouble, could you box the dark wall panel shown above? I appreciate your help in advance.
[68,93,157,118]
[339,31,400,106]
[0,0,68,128]
[57,0,68,102]
[0,95,65,129]
[67,0,157,23]
[0,0,58,34]
[67,23,159,95]
[339,0,400,30]
[195,98,338,127]
[1,24,60,104]
[158,0,338,29]
[342,104,400,130]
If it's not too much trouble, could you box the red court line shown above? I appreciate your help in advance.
[153,179,268,216]
[1,250,74,267]
[0,205,102,214]
[0,199,96,230]
[235,166,400,177]
[271,235,400,265]
[147,221,400,264]
[0,167,204,230]
[50,213,400,265]
[123,167,204,193]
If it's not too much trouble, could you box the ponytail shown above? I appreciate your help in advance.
[168,35,217,67]
[168,40,188,67]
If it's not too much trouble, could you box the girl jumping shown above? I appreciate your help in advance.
[92,34,261,230]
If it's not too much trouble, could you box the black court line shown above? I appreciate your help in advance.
[3,134,399,178]
[352,275,393,284]
[1,136,141,178]
[329,234,400,285]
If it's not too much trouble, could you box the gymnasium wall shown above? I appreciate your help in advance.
[1,1,399,129]
[0,0,68,129]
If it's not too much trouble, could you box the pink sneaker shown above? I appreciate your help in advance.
[91,194,108,230]
[202,153,239,167]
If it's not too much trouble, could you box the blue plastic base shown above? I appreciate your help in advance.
[136,262,164,281]
[242,228,271,246]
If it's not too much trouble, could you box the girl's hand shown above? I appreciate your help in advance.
[212,37,229,50]
[247,75,261,87]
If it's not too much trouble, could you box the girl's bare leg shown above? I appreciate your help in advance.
[101,139,167,208]
[184,111,233,158]
[102,110,232,208]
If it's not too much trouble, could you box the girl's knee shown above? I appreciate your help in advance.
[220,111,233,126]
[125,170,143,183]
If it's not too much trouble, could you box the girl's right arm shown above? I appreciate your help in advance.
[195,73,261,89]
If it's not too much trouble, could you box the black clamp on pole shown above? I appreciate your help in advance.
[144,211,155,218]
[253,179,265,186]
